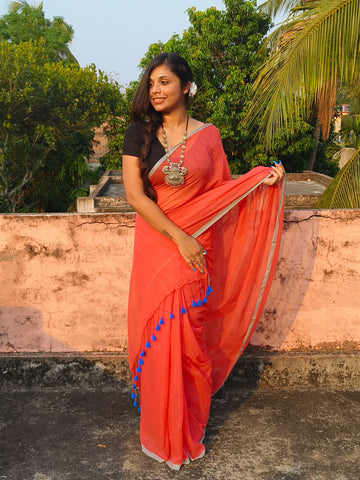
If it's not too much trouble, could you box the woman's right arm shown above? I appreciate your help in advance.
[122,154,206,273]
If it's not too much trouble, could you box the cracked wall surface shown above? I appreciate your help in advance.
[0,210,359,355]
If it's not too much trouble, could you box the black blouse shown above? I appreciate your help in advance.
[122,122,165,172]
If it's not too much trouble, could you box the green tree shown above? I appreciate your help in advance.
[247,0,360,206]
[139,0,272,173]
[340,115,360,148]
[245,0,360,152]
[120,0,319,174]
[0,0,78,64]
[242,121,317,173]
[0,39,122,212]
[101,81,138,170]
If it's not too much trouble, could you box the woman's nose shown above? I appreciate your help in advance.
[150,82,160,94]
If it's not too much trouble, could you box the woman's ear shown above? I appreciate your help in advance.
[183,82,191,95]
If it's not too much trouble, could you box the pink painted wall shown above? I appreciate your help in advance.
[0,210,359,354]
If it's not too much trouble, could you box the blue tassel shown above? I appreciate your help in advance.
[132,383,136,389]
[134,375,138,382]
[202,297,207,304]
[192,300,197,307]
[138,406,141,413]
[159,318,164,325]
[140,350,145,357]
[169,312,174,319]
[152,334,157,341]
[145,342,151,348]
[207,285,213,293]
[131,393,136,399]
[155,324,160,331]
[136,366,142,373]
[133,400,137,407]
[180,307,186,314]
[197,299,202,307]
[138,358,144,365]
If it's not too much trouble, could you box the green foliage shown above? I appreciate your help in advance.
[139,0,274,167]
[0,39,122,212]
[337,83,360,116]
[240,122,317,173]
[101,81,138,170]
[340,115,360,148]
[246,0,360,145]
[317,148,360,208]
[133,0,322,173]
[0,0,78,64]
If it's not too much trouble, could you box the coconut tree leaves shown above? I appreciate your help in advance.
[317,148,360,208]
[245,0,360,146]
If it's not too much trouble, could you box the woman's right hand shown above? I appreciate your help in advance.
[175,232,207,273]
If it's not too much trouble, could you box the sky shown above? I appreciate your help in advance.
[0,0,230,85]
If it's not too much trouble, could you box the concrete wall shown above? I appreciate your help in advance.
[0,210,359,356]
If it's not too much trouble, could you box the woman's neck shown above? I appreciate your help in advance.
[162,109,188,130]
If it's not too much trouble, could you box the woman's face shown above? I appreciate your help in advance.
[148,64,190,114]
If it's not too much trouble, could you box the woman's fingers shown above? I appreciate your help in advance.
[178,236,207,273]
[264,161,285,185]
[189,249,207,273]
[176,234,206,272]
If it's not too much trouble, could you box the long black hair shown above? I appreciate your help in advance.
[130,53,194,201]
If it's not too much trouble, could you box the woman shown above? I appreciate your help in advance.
[122,53,285,470]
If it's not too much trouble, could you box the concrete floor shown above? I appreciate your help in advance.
[285,181,326,196]
[0,385,359,480]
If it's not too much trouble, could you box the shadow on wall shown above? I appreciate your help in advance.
[251,211,321,351]
[0,306,75,353]
[0,306,131,388]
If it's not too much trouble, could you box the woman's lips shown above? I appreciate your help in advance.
[152,97,165,104]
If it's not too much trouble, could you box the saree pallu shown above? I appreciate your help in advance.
[127,124,285,469]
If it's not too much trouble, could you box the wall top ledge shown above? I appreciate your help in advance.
[0,212,137,219]
[1,209,360,221]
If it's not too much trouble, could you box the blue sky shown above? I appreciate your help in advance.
[0,0,229,85]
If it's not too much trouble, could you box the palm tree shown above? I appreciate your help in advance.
[2,1,78,65]
[245,0,360,148]
[244,0,360,208]
[316,148,360,208]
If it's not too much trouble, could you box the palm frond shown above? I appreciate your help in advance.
[9,1,43,13]
[245,0,360,146]
[317,147,360,208]
[259,0,302,18]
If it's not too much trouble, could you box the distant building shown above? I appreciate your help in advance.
[340,104,350,116]
[334,104,351,140]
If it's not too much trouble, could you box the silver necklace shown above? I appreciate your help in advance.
[161,116,189,187]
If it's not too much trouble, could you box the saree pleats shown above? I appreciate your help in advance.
[127,125,285,468]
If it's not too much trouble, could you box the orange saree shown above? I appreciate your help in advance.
[127,124,284,469]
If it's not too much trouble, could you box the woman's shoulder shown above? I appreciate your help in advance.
[189,119,221,143]
[123,121,145,156]
[189,118,218,134]
[125,121,144,136]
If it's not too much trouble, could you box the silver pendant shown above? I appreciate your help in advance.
[162,163,188,187]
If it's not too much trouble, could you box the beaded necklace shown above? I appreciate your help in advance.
[161,116,189,187]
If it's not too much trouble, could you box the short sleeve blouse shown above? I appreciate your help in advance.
[122,122,165,171]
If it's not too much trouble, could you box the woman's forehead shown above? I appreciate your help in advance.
[149,64,176,80]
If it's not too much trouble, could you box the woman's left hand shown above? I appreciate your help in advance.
[263,162,285,186]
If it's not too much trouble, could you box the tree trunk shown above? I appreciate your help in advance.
[308,113,321,171]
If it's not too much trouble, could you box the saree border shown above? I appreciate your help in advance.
[192,173,273,238]
[237,177,285,355]
[148,123,212,179]
[207,176,286,396]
